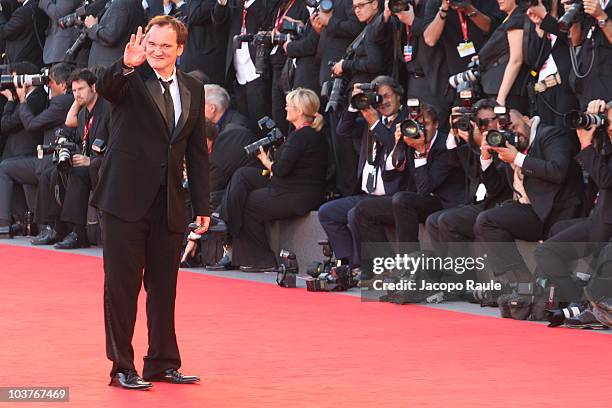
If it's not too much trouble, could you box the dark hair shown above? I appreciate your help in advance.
[372,75,404,98]
[473,98,498,114]
[49,63,74,86]
[9,62,40,75]
[420,103,439,124]
[204,119,218,143]
[68,68,97,87]
[145,15,188,46]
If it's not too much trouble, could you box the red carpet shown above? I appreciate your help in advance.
[1,244,611,407]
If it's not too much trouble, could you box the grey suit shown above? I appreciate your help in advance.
[86,0,145,68]
[38,0,81,65]
[0,0,48,67]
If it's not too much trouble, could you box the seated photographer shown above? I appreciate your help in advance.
[84,0,146,67]
[534,99,612,306]
[318,76,407,272]
[216,88,328,271]
[475,0,529,113]
[203,84,258,208]
[331,0,391,87]
[425,99,512,279]
[355,103,467,271]
[474,109,584,284]
[524,0,579,127]
[0,0,48,67]
[0,63,74,238]
[33,68,110,248]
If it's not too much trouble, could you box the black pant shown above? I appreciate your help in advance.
[60,165,92,226]
[535,216,612,302]
[474,202,543,281]
[426,203,485,255]
[101,187,184,378]
[234,76,272,134]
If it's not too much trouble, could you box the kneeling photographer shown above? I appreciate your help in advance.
[212,88,328,271]
[34,68,110,248]
[534,99,612,314]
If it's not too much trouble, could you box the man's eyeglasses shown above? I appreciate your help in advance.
[352,0,375,11]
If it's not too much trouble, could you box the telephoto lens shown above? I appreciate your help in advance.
[400,119,424,139]
[350,92,382,110]
[388,0,414,13]
[564,110,609,129]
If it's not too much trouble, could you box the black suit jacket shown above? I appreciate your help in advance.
[180,0,228,86]
[86,0,145,67]
[285,21,320,93]
[91,59,210,232]
[18,91,74,146]
[75,96,110,156]
[0,0,48,66]
[209,109,257,191]
[575,144,612,225]
[1,87,48,160]
[481,123,584,226]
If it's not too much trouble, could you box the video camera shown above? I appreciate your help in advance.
[449,59,480,89]
[399,98,426,140]
[0,73,48,90]
[350,83,382,110]
[37,129,79,172]
[244,117,285,156]
[388,0,415,13]
[305,0,334,13]
[486,106,520,149]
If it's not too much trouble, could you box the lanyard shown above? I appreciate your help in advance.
[275,0,296,31]
[457,10,469,42]
[82,115,94,152]
[405,24,413,45]
[241,6,248,34]
[297,121,312,129]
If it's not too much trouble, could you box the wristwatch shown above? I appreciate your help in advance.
[598,17,609,28]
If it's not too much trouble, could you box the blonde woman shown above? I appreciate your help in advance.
[216,88,328,272]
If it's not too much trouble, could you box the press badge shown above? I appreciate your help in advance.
[457,41,476,58]
[403,45,413,62]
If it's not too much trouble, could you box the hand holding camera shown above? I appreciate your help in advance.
[72,154,91,167]
[574,99,609,149]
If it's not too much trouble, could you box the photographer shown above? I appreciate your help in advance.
[476,0,529,112]
[524,0,579,126]
[179,0,228,87]
[39,0,84,65]
[213,0,272,133]
[34,68,109,248]
[474,109,584,284]
[0,0,48,66]
[0,63,73,239]
[217,88,328,271]
[355,103,467,261]
[425,99,512,274]
[534,99,612,306]
[318,76,408,272]
[84,0,145,67]
[563,0,612,109]
[284,11,321,94]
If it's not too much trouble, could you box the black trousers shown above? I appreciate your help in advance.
[474,202,543,280]
[535,216,612,302]
[101,187,184,378]
[234,76,272,134]
[426,203,485,254]
[60,165,92,226]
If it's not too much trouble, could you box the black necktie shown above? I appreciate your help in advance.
[160,79,175,135]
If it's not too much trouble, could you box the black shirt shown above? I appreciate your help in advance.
[424,0,503,75]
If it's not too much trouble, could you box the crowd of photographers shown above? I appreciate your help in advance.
[0,0,611,327]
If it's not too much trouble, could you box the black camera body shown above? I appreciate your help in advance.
[486,106,520,148]
[451,81,480,132]
[388,0,415,13]
[38,129,79,172]
[323,69,346,112]
[305,264,356,292]
[399,98,427,140]
[277,249,298,288]
[244,117,285,156]
[58,3,89,29]
[350,83,382,110]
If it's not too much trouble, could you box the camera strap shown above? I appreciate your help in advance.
[274,0,295,30]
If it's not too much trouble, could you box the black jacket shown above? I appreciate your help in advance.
[18,91,74,146]
[91,60,210,232]
[481,123,584,228]
[75,96,110,156]
[1,87,48,160]
[180,0,228,86]
[285,21,320,93]
[575,143,612,225]
[0,0,48,66]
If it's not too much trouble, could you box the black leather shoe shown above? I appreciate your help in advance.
[565,309,609,330]
[206,254,232,270]
[0,225,13,239]
[31,228,61,245]
[147,369,200,384]
[109,371,153,390]
[54,232,89,249]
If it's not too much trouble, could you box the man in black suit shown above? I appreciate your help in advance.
[91,16,210,389]
[144,0,187,20]
[355,102,467,270]
[534,100,612,303]
[35,68,110,249]
[180,0,228,87]
[474,109,584,283]
[83,0,146,67]
[0,63,73,238]
[0,0,48,67]
[203,83,257,206]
